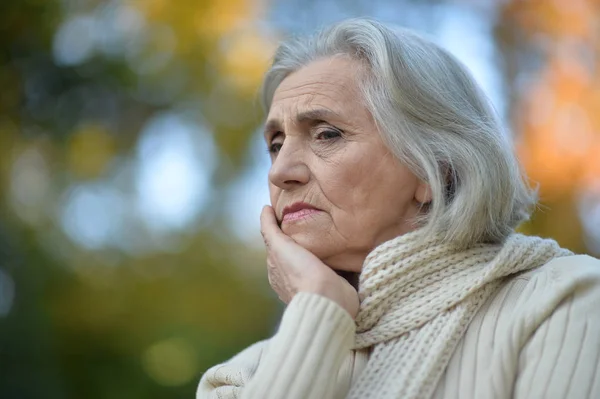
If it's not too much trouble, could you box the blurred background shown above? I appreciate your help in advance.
[1,0,599,397]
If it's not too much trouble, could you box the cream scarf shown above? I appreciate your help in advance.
[346,230,572,399]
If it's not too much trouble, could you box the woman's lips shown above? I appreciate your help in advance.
[282,208,322,222]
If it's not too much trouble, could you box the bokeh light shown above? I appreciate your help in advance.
[142,337,199,387]
[61,182,125,250]
[134,112,215,233]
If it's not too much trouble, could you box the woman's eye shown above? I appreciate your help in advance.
[268,143,283,154]
[316,129,342,140]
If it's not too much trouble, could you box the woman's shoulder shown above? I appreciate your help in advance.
[488,254,600,332]
[491,254,600,398]
[468,254,600,347]
[518,253,600,293]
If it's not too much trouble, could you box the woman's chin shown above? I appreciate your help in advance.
[284,230,327,253]
[280,221,366,273]
[281,217,328,244]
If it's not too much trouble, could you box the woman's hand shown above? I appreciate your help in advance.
[260,205,360,319]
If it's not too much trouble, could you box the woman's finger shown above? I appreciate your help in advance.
[260,205,286,248]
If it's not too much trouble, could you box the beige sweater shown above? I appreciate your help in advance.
[197,254,600,399]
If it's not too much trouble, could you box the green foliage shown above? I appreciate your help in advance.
[0,0,276,398]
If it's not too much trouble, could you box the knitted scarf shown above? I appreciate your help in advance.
[346,230,572,399]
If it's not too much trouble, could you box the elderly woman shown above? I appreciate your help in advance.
[198,18,600,399]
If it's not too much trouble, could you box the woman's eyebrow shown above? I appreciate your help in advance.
[264,120,281,141]
[264,108,344,141]
[296,108,342,124]
[266,108,341,129]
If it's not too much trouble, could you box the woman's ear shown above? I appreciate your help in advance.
[415,182,432,205]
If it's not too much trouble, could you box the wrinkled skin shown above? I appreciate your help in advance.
[260,56,430,316]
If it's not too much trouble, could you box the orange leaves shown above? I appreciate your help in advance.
[506,0,599,42]
[217,30,277,95]
[511,0,600,196]
[194,0,257,39]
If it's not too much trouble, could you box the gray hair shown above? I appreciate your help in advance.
[260,18,536,247]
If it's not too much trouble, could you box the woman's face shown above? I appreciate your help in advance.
[265,56,430,272]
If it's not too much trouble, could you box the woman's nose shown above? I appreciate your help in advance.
[268,142,310,190]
